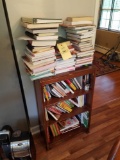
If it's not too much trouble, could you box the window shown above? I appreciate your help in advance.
[98,0,120,31]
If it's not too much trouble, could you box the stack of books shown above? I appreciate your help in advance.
[61,16,96,68]
[66,26,95,68]
[49,116,80,136]
[59,116,80,134]
[20,17,62,80]
[55,41,76,74]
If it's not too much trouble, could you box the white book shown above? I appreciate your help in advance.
[55,82,67,95]
[66,29,89,34]
[61,81,74,94]
[69,99,79,107]
[63,20,93,25]
[47,110,59,121]
[45,108,49,121]
[34,35,58,41]
[75,62,92,67]
[55,63,75,69]
[31,57,56,65]
[73,78,82,89]
[67,36,92,42]
[55,67,75,75]
[60,116,79,132]
[21,17,62,24]
[25,51,56,61]
[52,88,62,98]
[70,25,95,30]
[25,28,59,34]
[21,22,60,29]
[26,47,55,57]
[77,95,84,108]
[67,33,94,39]
[77,53,94,58]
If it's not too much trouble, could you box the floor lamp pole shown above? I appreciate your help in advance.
[2,0,31,131]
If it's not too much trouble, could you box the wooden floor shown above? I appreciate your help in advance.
[93,52,120,108]
[33,52,120,160]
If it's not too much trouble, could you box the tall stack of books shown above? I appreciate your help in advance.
[61,16,96,68]
[20,17,62,80]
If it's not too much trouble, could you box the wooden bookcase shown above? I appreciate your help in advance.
[34,66,96,149]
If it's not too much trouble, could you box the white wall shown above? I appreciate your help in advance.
[5,0,97,127]
[0,0,28,130]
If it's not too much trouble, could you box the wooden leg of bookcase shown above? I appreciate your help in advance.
[46,144,50,150]
[86,128,90,133]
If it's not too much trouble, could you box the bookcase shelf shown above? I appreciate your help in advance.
[44,89,91,108]
[47,105,90,126]
[34,66,96,149]
[49,125,87,148]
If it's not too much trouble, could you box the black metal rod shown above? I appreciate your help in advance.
[2,0,30,131]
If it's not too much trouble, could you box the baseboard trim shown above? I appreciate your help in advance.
[30,125,40,135]
[95,44,109,54]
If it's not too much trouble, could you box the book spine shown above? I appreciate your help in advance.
[43,87,49,101]
[71,79,79,89]
[59,102,72,112]
[65,79,76,91]
[61,81,74,94]
[74,78,82,89]
[52,88,62,98]
[45,108,49,121]
[50,125,56,137]
[69,99,79,107]
[52,124,58,136]
[54,123,61,135]
[56,104,69,113]
[55,105,66,113]
[55,82,67,95]
[57,81,69,93]
[51,84,65,97]
[48,106,61,115]
[47,110,58,121]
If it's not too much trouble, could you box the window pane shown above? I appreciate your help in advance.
[102,0,112,9]
[101,10,111,19]
[114,0,120,9]
[100,19,109,29]
[110,20,120,30]
[112,10,120,20]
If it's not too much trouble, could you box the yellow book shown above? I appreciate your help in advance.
[57,42,72,60]
[59,102,72,112]
[43,87,49,101]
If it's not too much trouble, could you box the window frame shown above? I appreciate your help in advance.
[98,0,120,32]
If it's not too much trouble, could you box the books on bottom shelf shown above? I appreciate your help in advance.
[49,116,80,137]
